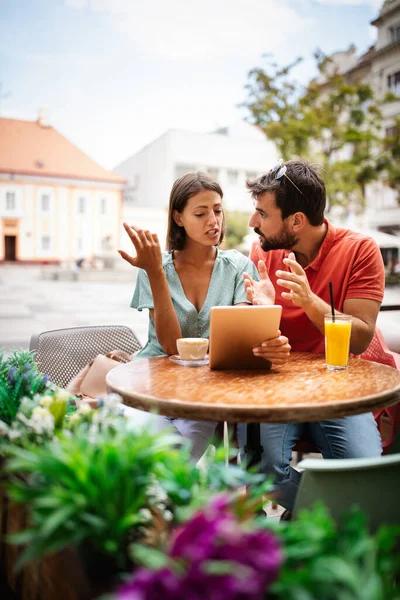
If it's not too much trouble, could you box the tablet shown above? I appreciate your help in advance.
[209,305,282,370]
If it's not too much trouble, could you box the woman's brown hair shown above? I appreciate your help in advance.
[166,172,225,252]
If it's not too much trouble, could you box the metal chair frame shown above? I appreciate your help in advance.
[29,325,142,389]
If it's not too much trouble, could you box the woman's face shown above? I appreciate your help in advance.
[173,189,223,247]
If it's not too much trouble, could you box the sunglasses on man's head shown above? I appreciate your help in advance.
[270,158,309,202]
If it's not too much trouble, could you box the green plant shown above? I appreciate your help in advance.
[4,416,269,572]
[0,387,77,452]
[0,349,50,425]
[109,502,400,600]
[242,51,390,208]
[267,503,400,600]
[223,211,252,250]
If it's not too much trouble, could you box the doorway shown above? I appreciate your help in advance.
[5,236,17,261]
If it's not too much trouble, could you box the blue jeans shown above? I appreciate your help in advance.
[237,413,382,512]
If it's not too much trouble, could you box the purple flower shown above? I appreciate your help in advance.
[7,366,17,385]
[117,494,283,600]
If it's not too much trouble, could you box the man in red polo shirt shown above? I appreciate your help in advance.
[238,159,384,516]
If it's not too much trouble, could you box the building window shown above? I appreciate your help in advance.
[387,71,400,95]
[389,24,400,43]
[124,188,136,205]
[6,192,16,210]
[78,197,86,213]
[41,235,50,251]
[207,167,219,180]
[100,198,107,214]
[175,164,196,180]
[386,126,397,138]
[227,170,238,185]
[41,194,50,211]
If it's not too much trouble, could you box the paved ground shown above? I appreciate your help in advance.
[1,263,400,353]
[0,264,149,351]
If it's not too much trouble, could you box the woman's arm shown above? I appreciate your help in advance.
[119,223,181,355]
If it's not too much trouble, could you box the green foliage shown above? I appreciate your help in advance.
[242,50,393,208]
[0,349,49,425]
[266,503,400,600]
[4,418,268,571]
[223,210,252,250]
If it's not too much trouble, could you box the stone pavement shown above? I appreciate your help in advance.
[0,264,149,352]
[1,264,400,353]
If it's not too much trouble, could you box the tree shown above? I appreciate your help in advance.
[223,210,251,251]
[242,51,391,209]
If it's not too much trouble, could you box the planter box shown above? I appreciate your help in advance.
[0,482,108,600]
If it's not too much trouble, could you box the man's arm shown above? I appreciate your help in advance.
[293,293,380,355]
[275,252,381,355]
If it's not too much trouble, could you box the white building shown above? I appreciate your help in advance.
[321,0,400,234]
[0,115,125,264]
[114,121,277,249]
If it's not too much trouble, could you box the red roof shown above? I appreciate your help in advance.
[0,117,125,184]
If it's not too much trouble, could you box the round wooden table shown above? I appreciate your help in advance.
[106,352,400,423]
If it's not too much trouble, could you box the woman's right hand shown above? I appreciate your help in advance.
[118,222,163,274]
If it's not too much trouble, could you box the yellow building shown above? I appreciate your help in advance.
[0,115,125,263]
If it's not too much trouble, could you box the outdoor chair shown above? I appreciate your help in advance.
[29,325,142,389]
[29,325,230,462]
[293,453,400,531]
[359,327,400,455]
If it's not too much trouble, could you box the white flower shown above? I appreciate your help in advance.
[78,403,92,416]
[138,508,152,522]
[147,478,168,504]
[32,406,51,420]
[69,413,81,425]
[103,393,123,409]
[8,429,22,441]
[163,510,174,522]
[29,408,55,435]
[19,397,35,415]
[0,420,10,437]
[39,395,53,408]
[55,389,70,403]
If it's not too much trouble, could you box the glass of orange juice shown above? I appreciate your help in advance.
[324,314,352,371]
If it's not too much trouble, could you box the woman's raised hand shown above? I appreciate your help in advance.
[244,260,276,305]
[118,222,163,274]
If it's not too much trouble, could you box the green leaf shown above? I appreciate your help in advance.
[130,544,170,570]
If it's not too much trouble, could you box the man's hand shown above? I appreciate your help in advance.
[276,252,315,308]
[253,331,291,365]
[118,222,163,274]
[244,260,276,305]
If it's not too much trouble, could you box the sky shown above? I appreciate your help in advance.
[0,0,382,171]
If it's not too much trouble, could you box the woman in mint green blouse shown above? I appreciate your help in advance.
[131,248,258,358]
[119,172,290,461]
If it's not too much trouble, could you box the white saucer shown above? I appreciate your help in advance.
[168,354,209,367]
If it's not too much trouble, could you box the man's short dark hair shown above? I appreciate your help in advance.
[246,159,326,226]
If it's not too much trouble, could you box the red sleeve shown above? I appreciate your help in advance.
[346,238,385,303]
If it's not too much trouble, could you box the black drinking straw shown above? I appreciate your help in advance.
[329,281,335,323]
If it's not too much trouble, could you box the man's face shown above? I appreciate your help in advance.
[248,192,298,252]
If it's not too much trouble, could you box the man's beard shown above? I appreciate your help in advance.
[254,224,298,252]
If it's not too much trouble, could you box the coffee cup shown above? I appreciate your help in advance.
[176,338,209,361]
